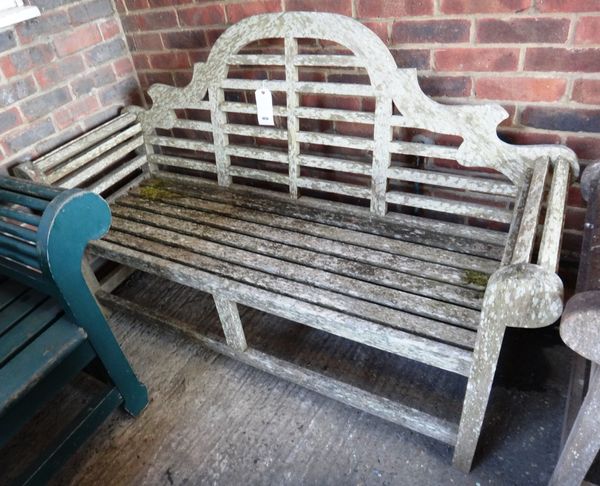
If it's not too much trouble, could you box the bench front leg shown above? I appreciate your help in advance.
[453,263,563,472]
[214,295,247,352]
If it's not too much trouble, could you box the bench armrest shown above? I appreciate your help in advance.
[509,157,571,273]
[0,176,111,296]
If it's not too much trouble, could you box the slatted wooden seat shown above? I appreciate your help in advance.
[0,177,147,484]
[16,12,578,472]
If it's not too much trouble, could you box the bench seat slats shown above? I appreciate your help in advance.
[147,178,505,264]
[0,282,28,311]
[0,289,48,336]
[0,299,62,366]
[124,189,497,281]
[107,219,479,348]
[115,196,484,307]
[386,191,513,224]
[110,202,483,319]
[0,317,86,411]
[92,236,474,376]
[157,171,509,247]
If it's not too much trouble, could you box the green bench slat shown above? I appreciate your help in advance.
[0,281,29,312]
[0,317,87,412]
[0,299,63,366]
[0,289,50,336]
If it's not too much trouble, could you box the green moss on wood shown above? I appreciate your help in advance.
[138,179,181,201]
[463,270,490,287]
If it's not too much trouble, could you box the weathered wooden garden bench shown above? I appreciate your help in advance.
[0,177,147,483]
[15,12,578,471]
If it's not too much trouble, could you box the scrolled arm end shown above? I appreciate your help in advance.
[482,262,563,330]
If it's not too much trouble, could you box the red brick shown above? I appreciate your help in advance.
[162,30,207,50]
[188,49,209,63]
[390,49,431,69]
[149,52,191,70]
[525,48,600,73]
[285,0,352,16]
[565,207,586,231]
[53,96,101,130]
[435,48,519,71]
[521,106,600,133]
[538,0,600,12]
[226,1,282,23]
[140,71,174,88]
[575,17,600,45]
[130,33,163,51]
[113,57,135,77]
[54,25,102,57]
[178,4,226,27]
[498,129,561,146]
[573,79,600,104]
[475,77,566,102]
[566,135,600,160]
[477,18,569,43]
[99,19,121,40]
[418,76,472,97]
[362,22,388,43]
[1,44,54,78]
[149,0,193,5]
[392,20,470,44]
[0,108,22,135]
[300,94,362,111]
[441,0,531,13]
[132,53,150,70]
[568,185,585,208]
[122,11,178,32]
[0,56,16,78]
[205,29,225,45]
[125,0,149,9]
[34,55,86,90]
[356,0,433,17]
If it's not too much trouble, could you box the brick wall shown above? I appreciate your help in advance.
[0,0,142,169]
[114,0,600,263]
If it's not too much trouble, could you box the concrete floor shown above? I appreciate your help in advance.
[1,271,580,485]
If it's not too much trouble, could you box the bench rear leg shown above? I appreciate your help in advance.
[550,361,600,486]
[453,321,506,472]
[214,295,247,352]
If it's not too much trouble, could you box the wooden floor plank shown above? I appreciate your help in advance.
[102,227,478,349]
[112,200,484,308]
[150,176,508,257]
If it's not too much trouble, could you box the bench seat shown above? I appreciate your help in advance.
[94,178,500,375]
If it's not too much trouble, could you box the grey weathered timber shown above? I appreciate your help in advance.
[16,12,578,473]
[551,161,600,485]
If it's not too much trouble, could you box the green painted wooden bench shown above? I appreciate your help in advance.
[0,176,147,484]
[16,12,578,472]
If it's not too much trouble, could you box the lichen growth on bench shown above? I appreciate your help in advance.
[138,179,181,201]
[463,270,490,287]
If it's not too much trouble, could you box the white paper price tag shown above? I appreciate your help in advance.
[255,88,274,126]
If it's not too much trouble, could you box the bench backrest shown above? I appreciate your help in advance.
[18,12,577,229]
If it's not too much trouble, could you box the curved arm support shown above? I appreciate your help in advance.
[453,262,563,472]
[37,190,148,415]
[560,290,600,364]
[486,262,564,330]
[581,161,600,203]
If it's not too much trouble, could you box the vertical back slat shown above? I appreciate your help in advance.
[210,87,231,186]
[370,96,392,216]
[285,36,299,199]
